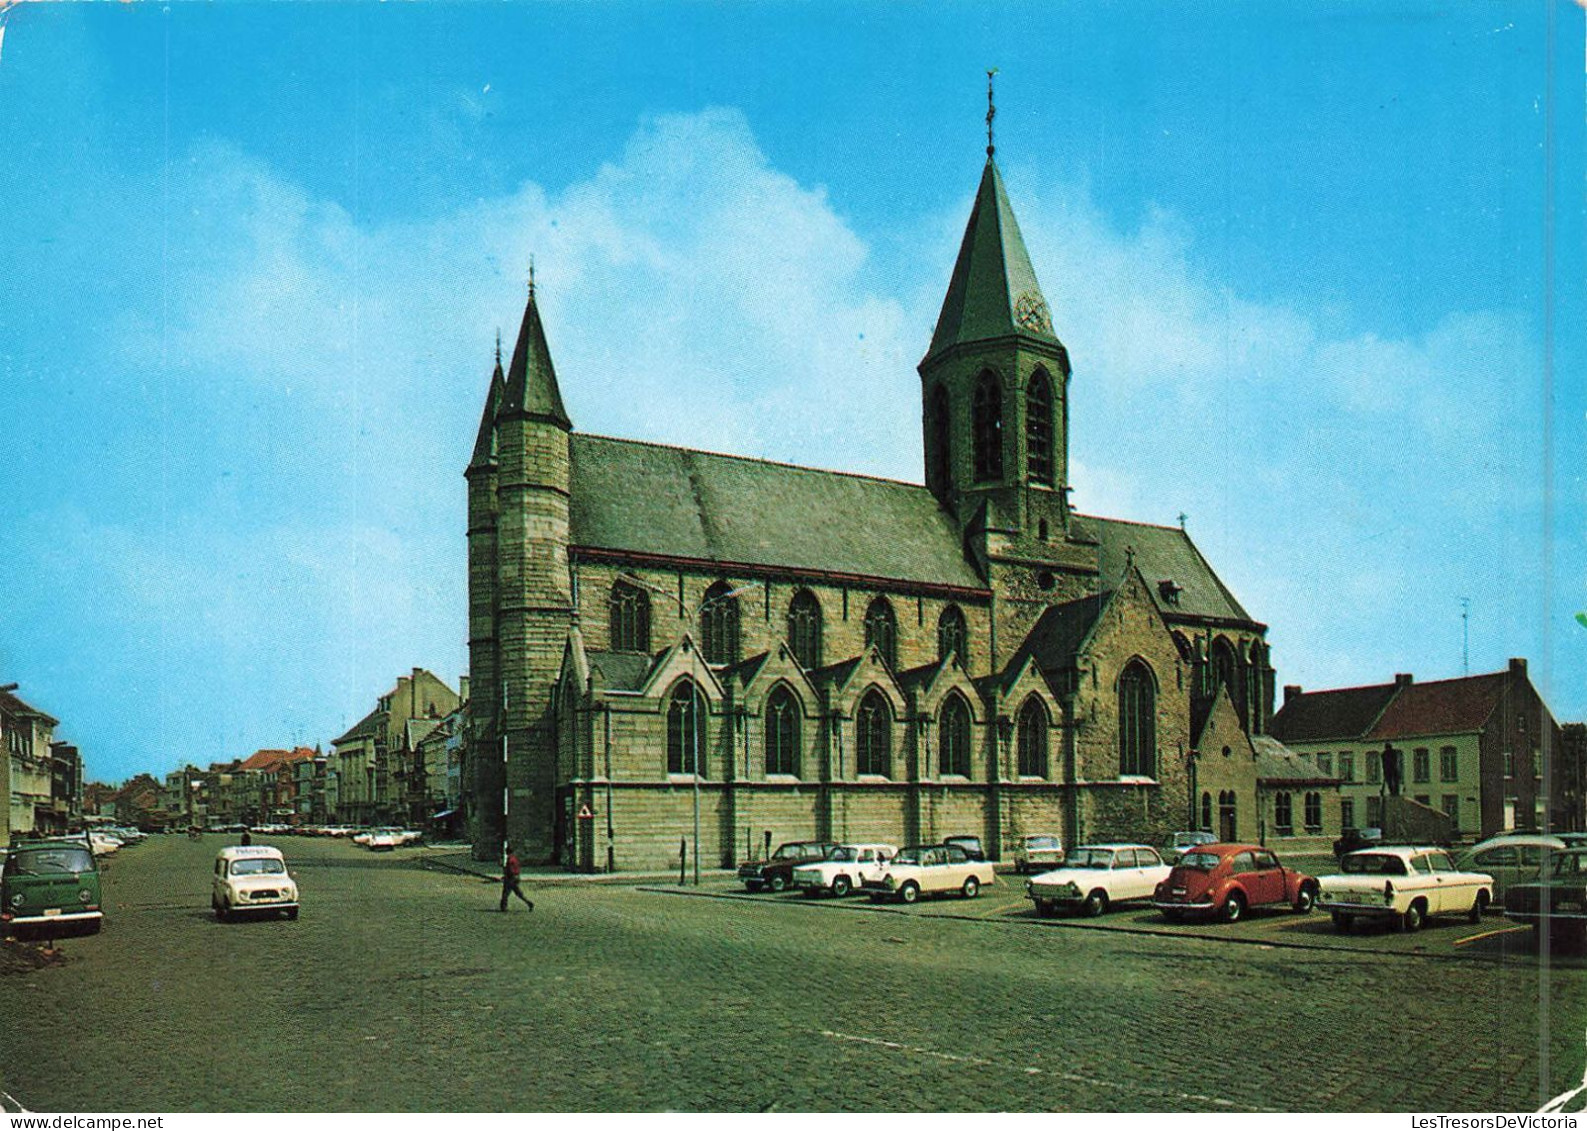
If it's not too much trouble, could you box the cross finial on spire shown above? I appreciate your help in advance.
[528,255,536,298]
[495,329,502,368]
[986,68,998,157]
[1178,512,1188,531]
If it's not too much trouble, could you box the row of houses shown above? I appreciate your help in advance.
[82,669,471,836]
[1,686,83,840]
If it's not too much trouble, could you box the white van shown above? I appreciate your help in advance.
[212,845,299,922]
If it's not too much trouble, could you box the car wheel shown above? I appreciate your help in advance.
[1083,890,1108,917]
[1400,901,1425,932]
[1222,892,1246,923]
[899,882,920,905]
[1161,909,1184,924]
[767,874,787,894]
[1468,891,1490,923]
[1331,911,1352,932]
[1035,900,1057,918]
[831,875,852,899]
[217,903,231,923]
[286,908,299,921]
[743,882,760,894]
[1293,885,1316,914]
[85,919,102,936]
[961,876,980,900]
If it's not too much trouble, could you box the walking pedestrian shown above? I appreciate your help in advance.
[499,843,534,912]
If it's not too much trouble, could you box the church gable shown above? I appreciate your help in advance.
[732,644,823,719]
[813,647,908,719]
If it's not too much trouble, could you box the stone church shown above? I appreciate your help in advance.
[466,142,1277,868]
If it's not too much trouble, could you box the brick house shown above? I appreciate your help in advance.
[2,689,58,840]
[1271,659,1568,841]
[467,145,1277,869]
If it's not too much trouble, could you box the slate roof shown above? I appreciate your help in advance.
[569,435,987,592]
[1011,593,1109,675]
[1366,673,1508,740]
[332,708,383,747]
[1253,734,1341,785]
[0,690,58,727]
[928,158,1062,357]
[1088,516,1254,625]
[1269,683,1400,744]
[586,650,656,693]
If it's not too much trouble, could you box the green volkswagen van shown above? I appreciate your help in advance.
[1,835,103,935]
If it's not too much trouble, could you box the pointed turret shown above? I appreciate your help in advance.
[500,285,572,430]
[469,339,506,471]
[926,157,1060,362]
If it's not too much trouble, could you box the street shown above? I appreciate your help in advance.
[0,834,1580,1113]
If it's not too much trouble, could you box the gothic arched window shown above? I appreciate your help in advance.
[700,580,740,665]
[972,371,1003,482]
[1026,369,1054,485]
[765,685,800,777]
[1118,660,1156,778]
[856,690,892,777]
[666,679,704,776]
[939,693,973,777]
[1218,789,1237,840]
[1201,791,1213,832]
[1017,696,1049,778]
[863,597,898,670]
[928,383,950,493]
[787,589,823,670]
[1211,637,1246,728]
[937,605,967,666]
[609,581,651,654]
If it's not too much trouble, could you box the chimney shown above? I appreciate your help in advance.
[459,675,471,703]
[1394,673,1414,687]
[1509,657,1527,677]
[1283,685,1302,705]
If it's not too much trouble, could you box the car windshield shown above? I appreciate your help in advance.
[1065,849,1114,869]
[1341,853,1409,876]
[830,847,858,862]
[1551,853,1587,878]
[892,848,924,866]
[3,847,94,876]
[1026,837,1058,849]
[1177,852,1221,871]
[230,858,286,876]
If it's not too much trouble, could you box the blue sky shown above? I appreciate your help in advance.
[0,2,1581,785]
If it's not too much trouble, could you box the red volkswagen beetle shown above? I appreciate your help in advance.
[1152,843,1318,923]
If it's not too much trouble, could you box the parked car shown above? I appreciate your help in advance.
[791,843,897,897]
[1504,847,1587,945]
[366,829,405,851]
[1,835,103,936]
[212,845,300,922]
[1455,833,1564,903]
[1332,827,1384,858]
[944,834,987,861]
[738,841,838,893]
[1025,844,1172,917]
[1152,844,1318,923]
[1161,830,1216,864]
[1012,834,1064,874]
[861,843,996,904]
[86,831,122,857]
[1317,846,1492,932]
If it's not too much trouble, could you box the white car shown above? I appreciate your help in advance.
[1013,834,1065,874]
[792,843,897,897]
[366,829,405,851]
[861,843,997,904]
[1025,843,1172,917]
[212,845,299,921]
[1318,846,1493,932]
[87,832,122,857]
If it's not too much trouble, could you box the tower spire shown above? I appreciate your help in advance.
[986,68,998,157]
[500,266,571,430]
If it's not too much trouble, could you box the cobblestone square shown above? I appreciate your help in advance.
[0,835,1579,1113]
